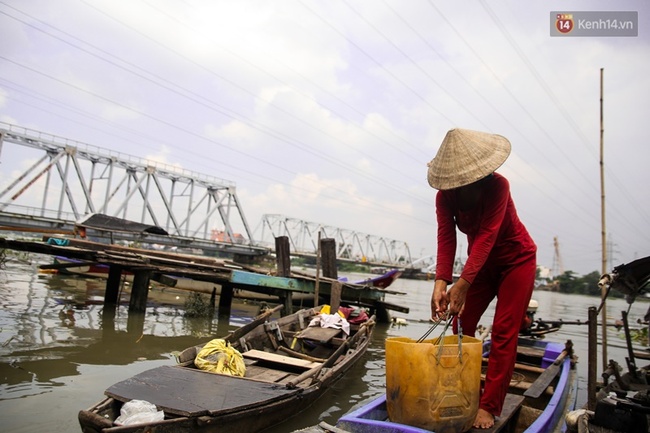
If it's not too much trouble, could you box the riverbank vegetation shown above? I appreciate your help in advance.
[539,270,647,301]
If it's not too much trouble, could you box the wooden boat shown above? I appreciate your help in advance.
[339,268,402,289]
[51,256,134,279]
[322,337,579,433]
[78,304,376,433]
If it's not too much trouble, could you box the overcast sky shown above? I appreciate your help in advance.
[1,0,648,276]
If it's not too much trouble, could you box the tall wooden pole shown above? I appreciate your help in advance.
[314,231,321,307]
[599,67,608,372]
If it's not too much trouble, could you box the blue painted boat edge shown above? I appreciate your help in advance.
[337,394,433,433]
[541,341,564,368]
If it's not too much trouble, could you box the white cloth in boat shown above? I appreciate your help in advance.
[308,313,350,336]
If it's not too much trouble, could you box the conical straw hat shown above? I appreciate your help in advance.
[427,128,511,190]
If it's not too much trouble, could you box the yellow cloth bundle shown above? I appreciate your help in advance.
[195,339,246,377]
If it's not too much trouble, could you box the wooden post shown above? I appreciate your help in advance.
[320,238,337,280]
[280,292,293,316]
[209,286,217,323]
[210,286,217,308]
[218,283,234,318]
[314,231,321,307]
[129,269,151,312]
[330,281,342,314]
[275,236,291,277]
[105,265,123,305]
[127,311,145,337]
[102,304,116,336]
[587,306,598,411]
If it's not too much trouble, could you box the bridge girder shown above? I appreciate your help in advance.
[0,124,412,267]
[0,123,254,247]
[256,214,412,267]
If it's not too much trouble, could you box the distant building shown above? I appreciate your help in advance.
[537,265,552,280]
[211,229,246,244]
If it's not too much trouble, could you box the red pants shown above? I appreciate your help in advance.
[453,254,536,416]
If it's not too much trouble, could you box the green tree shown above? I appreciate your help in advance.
[555,270,579,293]
[580,271,602,297]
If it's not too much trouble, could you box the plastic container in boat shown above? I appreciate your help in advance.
[386,335,482,433]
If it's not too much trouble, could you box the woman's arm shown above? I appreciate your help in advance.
[435,191,457,283]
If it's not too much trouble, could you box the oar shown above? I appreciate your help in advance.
[523,347,570,398]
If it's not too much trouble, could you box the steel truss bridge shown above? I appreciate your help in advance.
[256,214,412,267]
[0,123,411,267]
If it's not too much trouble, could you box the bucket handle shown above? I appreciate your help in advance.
[417,315,464,365]
[433,317,464,365]
[434,317,452,363]
[457,319,463,364]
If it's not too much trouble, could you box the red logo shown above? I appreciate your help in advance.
[556,13,574,34]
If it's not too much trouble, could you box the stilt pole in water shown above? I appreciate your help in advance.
[588,306,598,411]
[599,67,608,372]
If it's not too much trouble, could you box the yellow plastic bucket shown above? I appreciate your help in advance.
[386,335,482,433]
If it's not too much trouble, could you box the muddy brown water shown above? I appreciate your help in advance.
[0,254,647,432]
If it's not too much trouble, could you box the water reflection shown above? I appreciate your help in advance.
[0,256,260,408]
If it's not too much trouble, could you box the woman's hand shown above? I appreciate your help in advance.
[431,279,449,321]
[447,278,471,317]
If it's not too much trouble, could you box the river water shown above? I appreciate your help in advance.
[0,253,648,433]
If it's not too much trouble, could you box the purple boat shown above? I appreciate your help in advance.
[339,269,402,289]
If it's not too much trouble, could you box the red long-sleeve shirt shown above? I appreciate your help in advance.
[434,173,536,284]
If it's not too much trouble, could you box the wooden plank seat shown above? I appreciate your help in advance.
[243,364,294,384]
[242,349,322,369]
[468,393,525,433]
[104,365,300,417]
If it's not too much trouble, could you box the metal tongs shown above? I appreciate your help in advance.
[417,312,451,343]
[417,313,464,364]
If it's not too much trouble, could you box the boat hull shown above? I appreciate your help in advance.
[79,306,376,433]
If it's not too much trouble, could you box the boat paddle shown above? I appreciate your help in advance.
[523,340,573,398]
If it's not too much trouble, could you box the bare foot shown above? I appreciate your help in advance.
[473,408,495,429]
